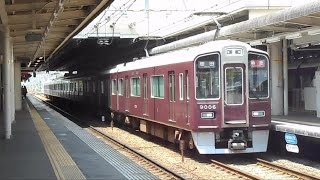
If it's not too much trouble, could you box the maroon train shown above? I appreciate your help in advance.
[44,40,271,154]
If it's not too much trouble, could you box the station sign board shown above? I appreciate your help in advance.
[285,133,297,145]
[285,133,299,153]
[286,144,299,153]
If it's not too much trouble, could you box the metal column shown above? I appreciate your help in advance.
[14,62,22,111]
[10,38,15,122]
[283,39,288,115]
[3,29,12,139]
[270,41,284,115]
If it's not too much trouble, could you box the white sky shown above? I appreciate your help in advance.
[75,0,318,39]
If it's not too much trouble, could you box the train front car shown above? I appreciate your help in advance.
[192,42,270,154]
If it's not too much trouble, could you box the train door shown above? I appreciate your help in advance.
[168,71,175,121]
[125,76,130,112]
[143,73,148,115]
[223,64,247,125]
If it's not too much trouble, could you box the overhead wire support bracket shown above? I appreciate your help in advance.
[193,11,226,41]
[212,17,222,40]
[132,36,165,57]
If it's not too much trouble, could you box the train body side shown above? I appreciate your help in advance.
[107,40,271,154]
[44,40,271,154]
[110,60,198,131]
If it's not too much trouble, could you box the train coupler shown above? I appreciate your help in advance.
[228,130,247,150]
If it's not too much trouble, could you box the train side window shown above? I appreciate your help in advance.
[131,77,141,97]
[151,75,164,98]
[93,82,96,93]
[143,74,148,99]
[179,73,183,100]
[101,81,104,94]
[87,81,90,92]
[125,76,129,98]
[186,70,190,100]
[169,71,175,102]
[112,79,117,95]
[118,79,123,96]
[87,81,91,92]
[86,81,89,92]
[83,81,86,92]
[79,81,83,92]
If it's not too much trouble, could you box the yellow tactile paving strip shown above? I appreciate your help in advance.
[27,101,86,180]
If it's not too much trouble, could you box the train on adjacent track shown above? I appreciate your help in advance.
[44,40,271,154]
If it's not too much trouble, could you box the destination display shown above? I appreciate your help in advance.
[198,61,215,69]
[250,59,266,68]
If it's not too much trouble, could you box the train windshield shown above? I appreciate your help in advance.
[195,54,220,99]
[248,53,269,99]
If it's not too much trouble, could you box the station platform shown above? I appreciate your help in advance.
[270,112,320,159]
[271,112,320,138]
[0,95,156,180]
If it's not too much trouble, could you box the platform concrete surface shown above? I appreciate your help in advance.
[0,96,157,180]
[272,111,320,126]
[0,100,56,179]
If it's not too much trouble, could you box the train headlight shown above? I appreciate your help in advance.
[201,112,215,119]
[252,111,265,117]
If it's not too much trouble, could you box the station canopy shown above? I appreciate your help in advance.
[3,0,320,72]
[0,0,114,70]
[72,0,320,65]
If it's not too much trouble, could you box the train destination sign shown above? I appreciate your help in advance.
[226,48,243,56]
[250,59,265,68]
[198,61,215,68]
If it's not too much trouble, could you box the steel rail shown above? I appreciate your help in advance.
[32,94,186,180]
[211,160,261,180]
[89,127,186,180]
[256,158,320,180]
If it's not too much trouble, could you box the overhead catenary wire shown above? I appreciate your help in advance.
[78,0,136,39]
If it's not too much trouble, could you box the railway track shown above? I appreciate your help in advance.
[88,126,187,180]
[211,160,260,179]
[33,95,188,180]
[34,94,320,180]
[255,158,320,180]
[211,158,320,180]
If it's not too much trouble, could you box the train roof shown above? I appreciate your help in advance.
[103,40,267,74]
